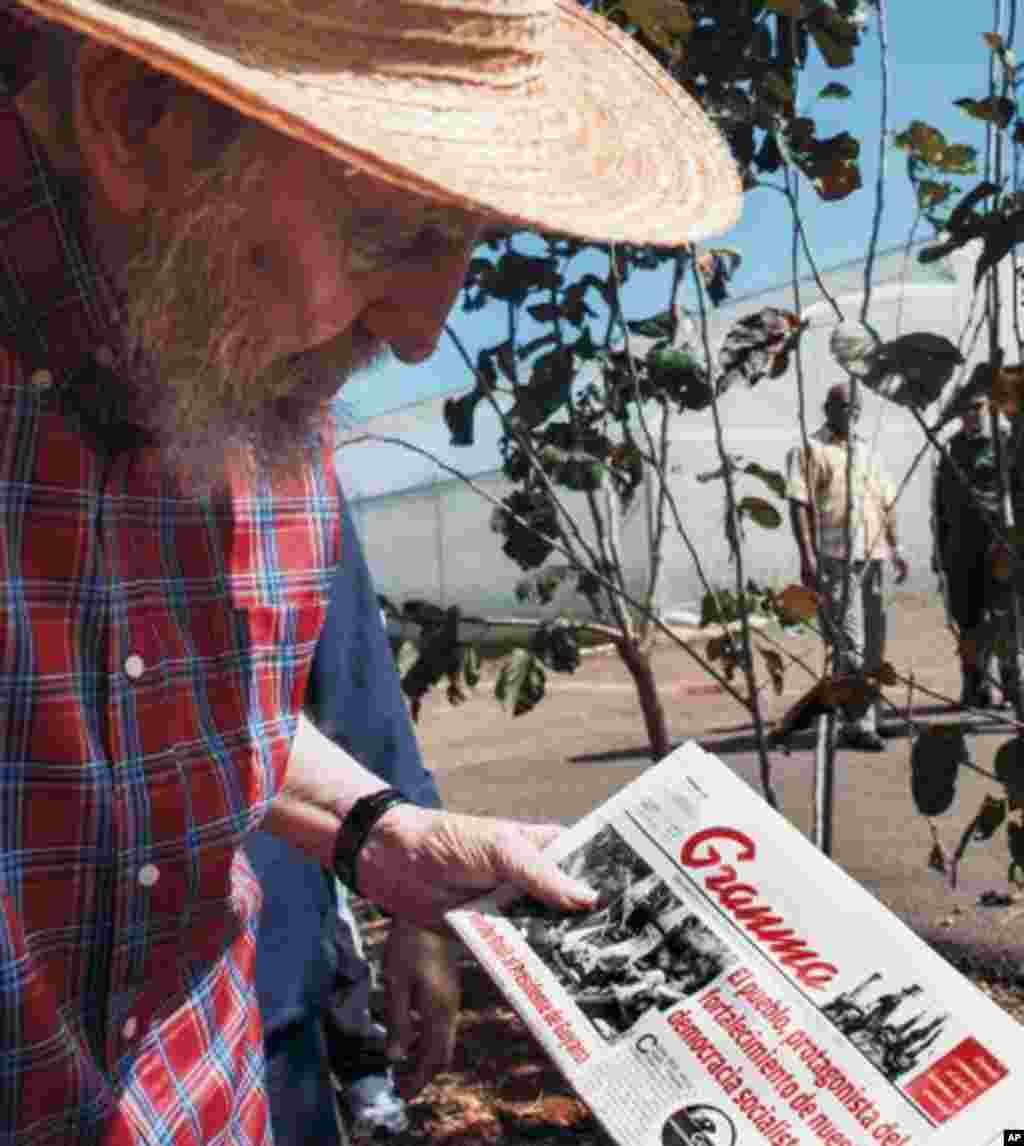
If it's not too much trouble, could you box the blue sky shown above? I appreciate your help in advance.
[340,4,1002,428]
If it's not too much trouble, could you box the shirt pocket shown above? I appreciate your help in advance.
[125,598,318,810]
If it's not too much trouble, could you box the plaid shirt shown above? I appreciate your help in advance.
[0,88,340,1143]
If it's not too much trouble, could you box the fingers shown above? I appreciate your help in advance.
[383,923,461,1098]
[490,824,596,912]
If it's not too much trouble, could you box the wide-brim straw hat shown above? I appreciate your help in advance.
[14,0,742,246]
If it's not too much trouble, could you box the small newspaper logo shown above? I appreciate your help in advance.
[905,1037,1008,1122]
[1004,1132,1024,1144]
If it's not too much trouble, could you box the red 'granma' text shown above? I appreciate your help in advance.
[680,827,838,990]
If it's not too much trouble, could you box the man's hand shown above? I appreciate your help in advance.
[892,554,909,585]
[357,807,595,930]
[383,921,461,1098]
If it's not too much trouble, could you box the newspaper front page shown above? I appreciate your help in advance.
[446,741,1024,1146]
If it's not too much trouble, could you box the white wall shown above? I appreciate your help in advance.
[339,243,1008,618]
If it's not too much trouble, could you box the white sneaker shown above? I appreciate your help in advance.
[343,1070,409,1140]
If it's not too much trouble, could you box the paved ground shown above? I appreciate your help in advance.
[414,590,1024,975]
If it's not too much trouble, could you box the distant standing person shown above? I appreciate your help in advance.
[786,382,909,751]
[932,394,1017,708]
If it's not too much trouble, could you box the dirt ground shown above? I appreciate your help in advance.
[369,590,1024,1144]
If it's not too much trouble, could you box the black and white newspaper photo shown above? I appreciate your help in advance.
[505,824,736,1042]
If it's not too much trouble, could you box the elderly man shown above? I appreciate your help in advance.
[0,1,740,1141]
[786,382,909,751]
[932,393,1017,707]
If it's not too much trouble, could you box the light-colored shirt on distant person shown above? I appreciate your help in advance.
[785,426,897,562]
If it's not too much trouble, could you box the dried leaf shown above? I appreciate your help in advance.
[779,583,819,623]
[822,673,876,711]
[696,248,743,306]
[764,0,801,14]
[955,96,1016,129]
[870,661,900,687]
[760,648,785,695]
[717,307,805,394]
[772,679,831,745]
[991,364,1024,416]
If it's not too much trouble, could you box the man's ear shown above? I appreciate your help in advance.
[73,40,178,215]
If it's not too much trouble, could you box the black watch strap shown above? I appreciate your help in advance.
[332,788,410,894]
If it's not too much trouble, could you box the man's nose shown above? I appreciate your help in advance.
[359,240,477,364]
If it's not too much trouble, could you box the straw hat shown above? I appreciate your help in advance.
[13,0,741,246]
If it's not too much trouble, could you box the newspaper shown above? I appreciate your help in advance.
[446,741,1024,1146]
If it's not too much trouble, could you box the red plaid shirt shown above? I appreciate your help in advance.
[0,88,340,1143]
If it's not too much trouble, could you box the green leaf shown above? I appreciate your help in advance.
[495,341,517,384]
[940,144,978,175]
[573,326,598,361]
[737,496,783,529]
[818,81,851,100]
[743,462,788,499]
[494,649,547,717]
[915,180,954,211]
[463,644,481,689]
[894,120,948,165]
[626,309,677,339]
[762,71,795,108]
[506,347,575,430]
[623,0,693,51]
[805,3,860,69]
[396,639,420,679]
[971,794,1008,841]
[444,390,483,447]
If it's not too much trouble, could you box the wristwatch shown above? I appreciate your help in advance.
[332,787,411,894]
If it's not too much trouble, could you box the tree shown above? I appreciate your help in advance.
[418,0,869,798]
[375,1,1024,887]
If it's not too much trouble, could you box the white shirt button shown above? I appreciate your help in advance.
[122,1016,138,1040]
[29,368,53,390]
[138,864,160,887]
[124,654,145,680]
